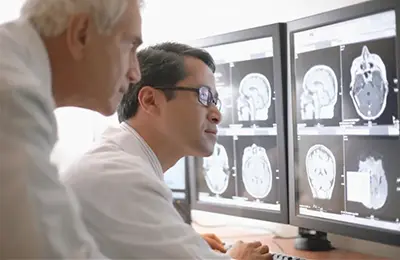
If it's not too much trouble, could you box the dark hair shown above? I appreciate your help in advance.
[117,42,216,122]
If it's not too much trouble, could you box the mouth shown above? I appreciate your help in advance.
[204,129,217,135]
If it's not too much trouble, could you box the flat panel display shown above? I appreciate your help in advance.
[195,37,282,213]
[164,158,187,199]
[291,9,400,239]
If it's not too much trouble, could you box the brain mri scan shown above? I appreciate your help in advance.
[241,144,273,199]
[216,86,233,117]
[203,143,230,195]
[237,73,272,121]
[300,65,338,120]
[357,156,388,210]
[349,45,389,121]
[306,144,336,200]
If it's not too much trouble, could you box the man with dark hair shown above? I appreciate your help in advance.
[62,42,272,260]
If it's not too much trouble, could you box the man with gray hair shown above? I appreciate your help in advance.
[0,0,142,259]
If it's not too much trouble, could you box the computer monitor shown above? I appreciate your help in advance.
[164,157,192,223]
[287,0,400,246]
[164,157,188,200]
[188,23,289,223]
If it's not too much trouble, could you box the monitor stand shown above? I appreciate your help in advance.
[294,227,334,251]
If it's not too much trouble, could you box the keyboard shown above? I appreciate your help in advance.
[271,253,306,260]
[223,244,306,260]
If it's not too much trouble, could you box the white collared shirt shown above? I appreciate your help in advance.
[62,122,231,259]
[0,18,106,259]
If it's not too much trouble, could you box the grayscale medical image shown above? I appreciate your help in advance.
[232,57,276,127]
[296,135,345,213]
[342,38,398,125]
[197,136,236,199]
[235,136,278,204]
[306,144,336,200]
[215,63,233,127]
[345,136,400,222]
[295,46,342,126]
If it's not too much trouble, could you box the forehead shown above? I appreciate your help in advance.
[179,56,216,91]
[117,0,142,39]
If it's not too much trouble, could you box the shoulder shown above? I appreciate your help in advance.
[62,141,168,197]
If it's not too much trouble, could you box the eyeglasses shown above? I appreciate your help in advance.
[153,85,221,110]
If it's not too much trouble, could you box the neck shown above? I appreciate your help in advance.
[126,119,182,173]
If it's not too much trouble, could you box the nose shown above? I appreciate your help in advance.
[207,106,222,124]
[127,54,141,84]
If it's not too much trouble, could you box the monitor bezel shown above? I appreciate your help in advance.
[286,0,400,246]
[170,157,191,204]
[188,23,289,224]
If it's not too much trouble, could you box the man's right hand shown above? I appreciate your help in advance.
[227,240,272,260]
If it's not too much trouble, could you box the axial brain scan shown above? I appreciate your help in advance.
[237,73,272,121]
[306,144,336,200]
[242,144,273,199]
[349,45,389,121]
[357,156,388,210]
[300,65,338,120]
[203,143,230,195]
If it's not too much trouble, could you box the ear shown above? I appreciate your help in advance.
[137,86,162,115]
[66,13,92,60]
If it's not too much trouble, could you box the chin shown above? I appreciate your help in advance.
[189,145,214,157]
[97,101,118,116]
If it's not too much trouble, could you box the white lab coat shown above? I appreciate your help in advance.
[0,18,106,259]
[62,122,232,259]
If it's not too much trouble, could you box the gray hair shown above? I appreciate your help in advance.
[20,0,142,37]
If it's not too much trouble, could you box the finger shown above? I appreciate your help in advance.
[249,241,262,248]
[211,234,224,244]
[261,252,273,260]
[208,239,226,253]
[257,245,270,254]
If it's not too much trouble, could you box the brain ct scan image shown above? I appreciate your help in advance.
[345,137,400,222]
[215,64,233,127]
[305,144,336,200]
[296,135,344,213]
[241,143,273,199]
[349,46,389,121]
[300,65,338,120]
[295,46,342,126]
[197,136,236,199]
[232,57,276,127]
[236,136,278,204]
[237,73,272,122]
[342,38,398,125]
[357,156,388,210]
[203,143,230,195]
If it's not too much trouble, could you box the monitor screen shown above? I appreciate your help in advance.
[164,158,186,199]
[292,10,400,233]
[195,37,282,212]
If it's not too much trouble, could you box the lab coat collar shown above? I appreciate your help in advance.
[14,18,53,108]
[119,122,164,180]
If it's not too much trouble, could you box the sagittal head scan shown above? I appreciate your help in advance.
[237,73,272,121]
[242,144,272,199]
[357,155,388,210]
[306,144,336,200]
[216,86,232,117]
[203,143,230,195]
[300,65,338,120]
[350,45,389,121]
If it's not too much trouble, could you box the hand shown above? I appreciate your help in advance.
[201,233,226,253]
[227,240,272,260]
